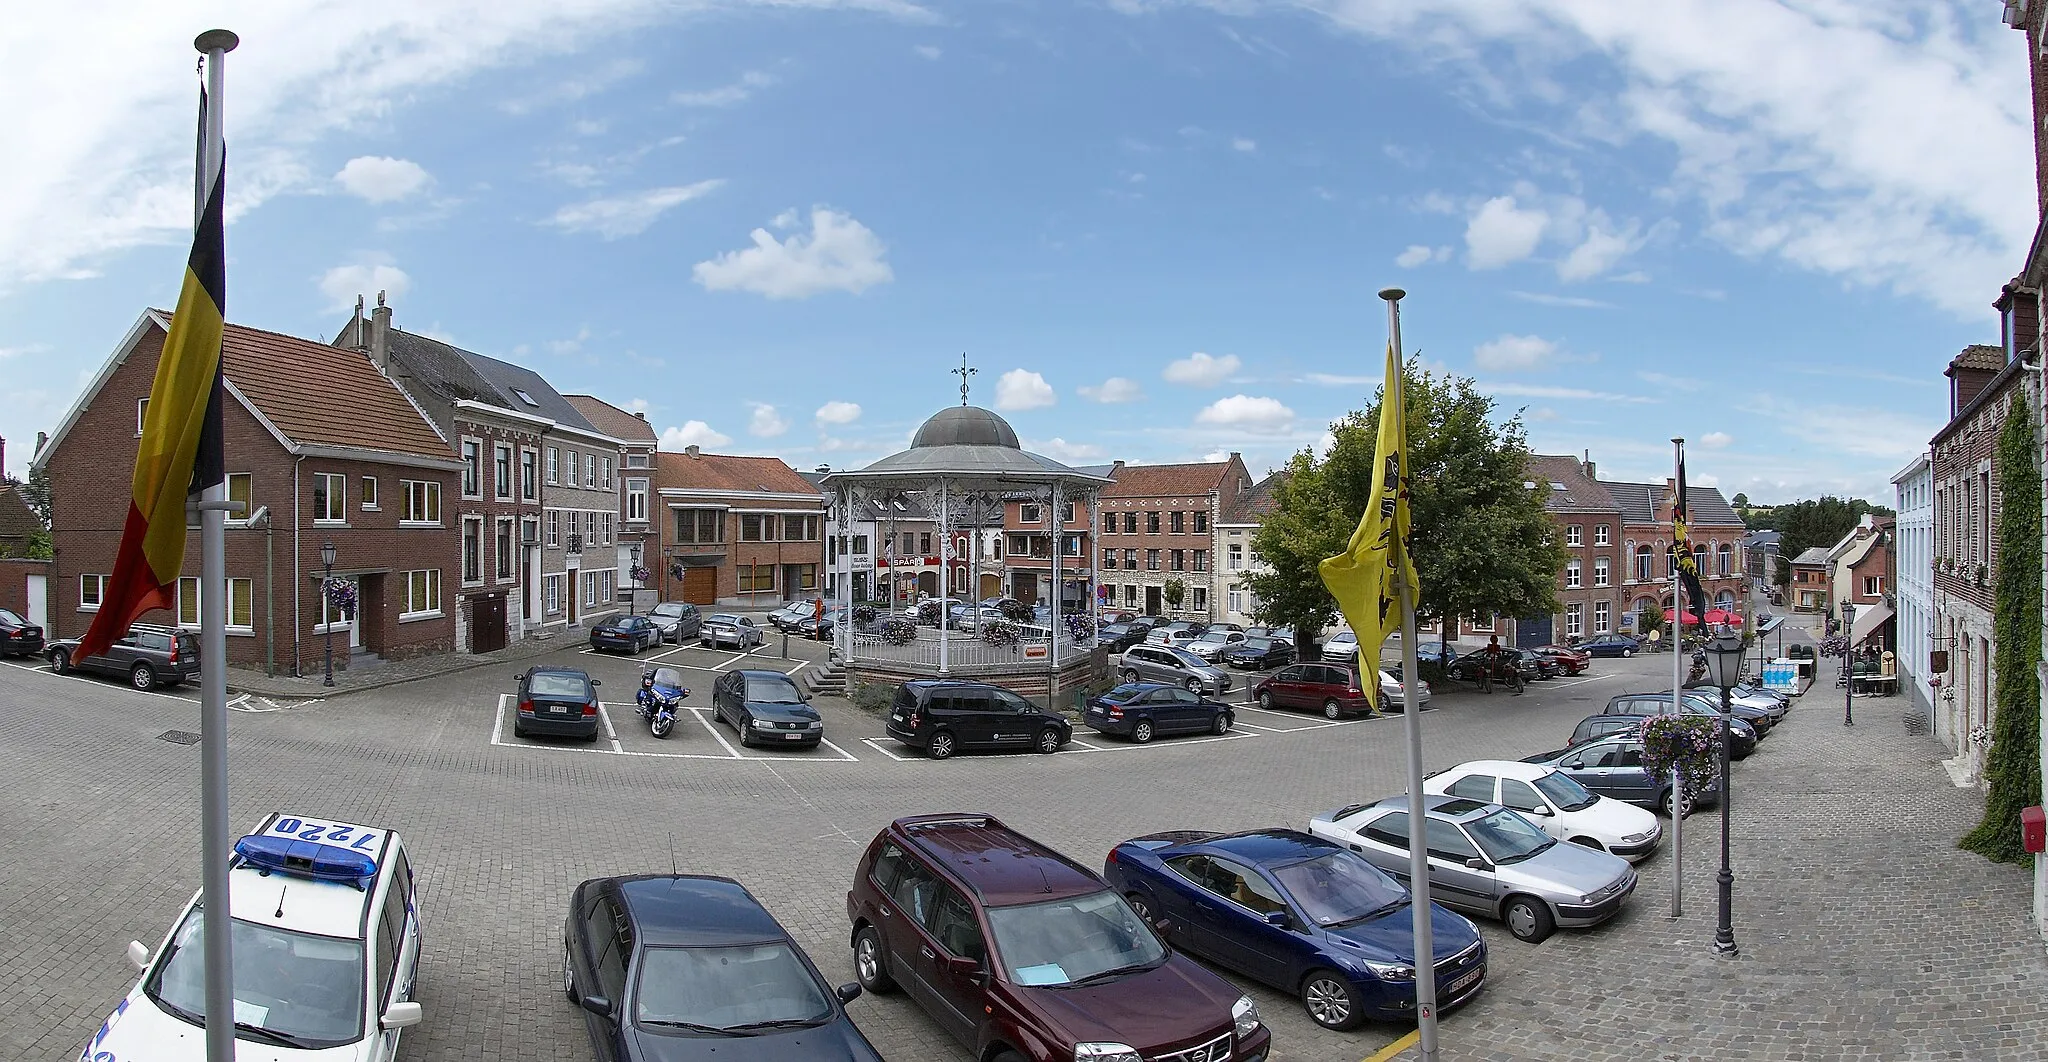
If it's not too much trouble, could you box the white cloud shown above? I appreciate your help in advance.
[1196,394,1294,431]
[672,70,777,107]
[661,421,732,451]
[1557,223,1644,282]
[1484,382,1655,403]
[1202,449,1235,463]
[317,260,411,312]
[1465,195,1548,269]
[1395,244,1453,268]
[995,369,1056,410]
[1163,351,1242,387]
[692,207,894,299]
[1078,377,1143,403]
[914,44,942,60]
[1473,333,1560,372]
[547,180,723,239]
[815,400,862,424]
[1512,290,1615,309]
[1231,137,1257,153]
[334,156,431,203]
[622,397,652,414]
[503,57,646,115]
[1699,431,1733,448]
[1033,437,1106,461]
[747,403,790,437]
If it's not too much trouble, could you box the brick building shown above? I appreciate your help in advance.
[36,310,461,673]
[1602,476,1747,631]
[1787,547,1832,612]
[1829,514,1894,650]
[653,446,825,606]
[566,395,660,611]
[1528,455,1624,643]
[1001,487,1095,610]
[1096,454,1253,620]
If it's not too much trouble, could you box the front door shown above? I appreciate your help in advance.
[1422,819,1498,913]
[25,573,46,629]
[473,593,507,653]
[1145,585,1162,616]
[916,886,988,1045]
[682,566,717,605]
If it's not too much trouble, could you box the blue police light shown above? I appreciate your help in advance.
[233,834,377,889]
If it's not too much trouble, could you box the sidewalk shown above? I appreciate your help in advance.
[225,634,566,700]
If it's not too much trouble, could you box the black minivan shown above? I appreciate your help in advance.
[886,681,1071,759]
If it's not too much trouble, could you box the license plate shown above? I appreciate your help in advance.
[784,733,804,741]
[1447,969,1481,994]
[550,705,572,716]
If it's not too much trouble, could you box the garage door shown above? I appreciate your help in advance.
[682,567,717,605]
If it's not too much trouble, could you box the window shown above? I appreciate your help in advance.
[600,569,613,603]
[600,455,613,489]
[521,516,538,553]
[461,440,481,497]
[79,574,106,612]
[1102,513,1116,535]
[1170,549,1184,572]
[1123,584,1137,607]
[544,574,562,615]
[674,509,722,544]
[1499,780,1547,814]
[1594,524,1610,546]
[1565,560,1582,589]
[1103,548,1116,569]
[1170,511,1185,534]
[741,515,766,542]
[1864,575,1882,596]
[625,479,648,523]
[853,533,869,555]
[795,564,818,591]
[226,578,252,632]
[546,447,559,484]
[462,517,483,584]
[1192,586,1207,611]
[1447,775,1496,802]
[1634,546,1654,583]
[919,531,934,555]
[1019,503,1041,524]
[738,564,775,593]
[1594,600,1611,633]
[1061,502,1075,524]
[1193,550,1208,573]
[1146,549,1160,571]
[1008,534,1030,556]
[1227,590,1243,614]
[545,510,560,547]
[584,453,596,487]
[1123,549,1138,570]
[317,580,350,630]
[1470,614,1495,633]
[496,518,515,580]
[1194,511,1208,533]
[1717,544,1733,577]
[135,397,149,435]
[1146,512,1161,534]
[520,449,538,501]
[1566,602,1583,637]
[313,473,345,523]
[564,449,579,487]
[1063,533,1082,557]
[1593,557,1610,587]
[1423,820,1482,863]
[223,473,252,523]
[1566,524,1582,547]
[1123,513,1138,534]
[1228,544,1243,570]
[626,451,649,468]
[361,476,379,510]
[177,577,200,626]
[493,443,513,499]
[401,480,441,525]
[402,569,441,617]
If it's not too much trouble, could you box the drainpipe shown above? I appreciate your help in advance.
[292,455,303,676]
[250,505,274,677]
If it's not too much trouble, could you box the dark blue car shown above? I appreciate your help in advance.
[1102,829,1486,1031]
[564,874,882,1061]
[1578,634,1643,658]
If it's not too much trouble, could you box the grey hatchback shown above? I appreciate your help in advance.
[1117,642,1232,695]
[644,601,702,643]
[47,623,201,691]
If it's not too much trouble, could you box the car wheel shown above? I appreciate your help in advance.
[1211,712,1232,735]
[1120,669,1139,683]
[1183,677,1202,692]
[513,721,527,739]
[1300,969,1365,1031]
[927,730,957,760]
[1657,787,1676,817]
[737,713,754,748]
[1035,728,1064,754]
[1131,719,1154,744]
[1323,699,1343,720]
[563,943,578,1003]
[1125,891,1157,924]
[1257,690,1274,710]
[130,663,158,691]
[50,649,71,674]
[1502,894,1556,943]
[1621,648,1634,658]
[853,927,896,993]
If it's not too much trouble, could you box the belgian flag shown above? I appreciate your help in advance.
[75,90,225,660]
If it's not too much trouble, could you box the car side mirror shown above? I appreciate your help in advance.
[590,679,601,687]
[126,941,150,970]
[1528,806,1554,817]
[580,994,613,1018]
[380,1001,424,1029]
[1263,911,1290,929]
[1464,857,1489,870]
[946,955,985,981]
[836,982,862,1005]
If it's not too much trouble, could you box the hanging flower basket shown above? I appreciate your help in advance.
[323,578,357,620]
[879,618,918,646]
[1637,714,1719,813]
[1065,614,1094,645]
[630,565,652,584]
[853,604,878,626]
[981,620,1021,646]
[917,600,943,626]
[998,598,1033,622]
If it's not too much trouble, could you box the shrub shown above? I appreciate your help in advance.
[849,682,895,714]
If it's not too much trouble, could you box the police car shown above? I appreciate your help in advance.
[83,813,423,1061]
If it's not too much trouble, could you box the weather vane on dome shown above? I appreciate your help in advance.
[953,352,976,406]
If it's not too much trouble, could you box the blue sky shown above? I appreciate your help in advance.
[0,1,2032,502]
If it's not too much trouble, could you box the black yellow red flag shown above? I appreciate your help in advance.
[1671,452,1708,630]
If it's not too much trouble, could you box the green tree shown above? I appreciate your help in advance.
[1162,577,1186,610]
[1771,496,1893,561]
[1961,401,2042,865]
[20,464,52,525]
[1730,492,1749,508]
[1245,362,1565,649]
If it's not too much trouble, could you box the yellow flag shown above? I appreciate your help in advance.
[1318,344,1419,683]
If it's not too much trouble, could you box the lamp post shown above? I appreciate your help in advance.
[1703,629,1745,956]
[629,542,642,618]
[320,538,337,688]
[1841,601,1856,727]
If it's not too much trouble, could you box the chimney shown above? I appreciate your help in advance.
[1,436,6,476]
[633,411,646,420]
[35,431,48,455]
[1581,449,1595,479]
[686,444,700,459]
[342,294,368,352]
[369,290,393,373]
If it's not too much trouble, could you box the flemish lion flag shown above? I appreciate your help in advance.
[75,90,225,660]
[1319,344,1420,689]
[1670,450,1707,630]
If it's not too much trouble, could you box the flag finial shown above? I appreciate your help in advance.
[952,353,976,406]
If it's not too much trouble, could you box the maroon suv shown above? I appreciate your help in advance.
[847,814,1273,1062]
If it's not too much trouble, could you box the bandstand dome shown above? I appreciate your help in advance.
[841,404,1107,482]
[912,405,1020,449]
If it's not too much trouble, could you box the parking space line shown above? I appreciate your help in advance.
[597,705,625,753]
[1066,736,1112,751]
[645,643,697,663]
[812,737,858,761]
[2,657,202,702]
[689,707,747,759]
[861,737,912,761]
[1229,718,1298,733]
[1234,704,1313,720]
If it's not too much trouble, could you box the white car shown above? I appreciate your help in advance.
[1424,760,1663,862]
[1143,628,1200,649]
[1320,630,1360,662]
[87,813,423,1060]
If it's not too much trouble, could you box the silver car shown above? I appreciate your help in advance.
[1185,629,1247,661]
[1308,794,1636,943]
[699,613,764,650]
[644,601,703,643]
[1118,642,1233,694]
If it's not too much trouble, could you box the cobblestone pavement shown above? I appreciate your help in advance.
[3,630,2042,1062]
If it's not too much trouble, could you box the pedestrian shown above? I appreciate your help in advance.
[1479,636,1500,695]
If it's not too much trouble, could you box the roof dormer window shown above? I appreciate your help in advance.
[512,388,538,406]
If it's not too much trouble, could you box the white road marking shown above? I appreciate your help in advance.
[691,706,747,758]
[1,657,200,702]
[861,737,913,761]
[597,705,625,753]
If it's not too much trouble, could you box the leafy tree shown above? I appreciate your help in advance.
[1961,401,2041,865]
[1162,577,1186,610]
[1245,362,1565,650]
[20,464,51,525]
[1771,496,1894,561]
[1730,492,1749,508]
[1772,554,1791,590]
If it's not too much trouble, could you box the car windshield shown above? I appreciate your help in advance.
[635,942,832,1031]
[651,604,684,618]
[1270,852,1408,927]
[1461,810,1556,863]
[1193,632,1230,645]
[651,667,688,688]
[708,615,743,625]
[984,890,1166,988]
[1168,648,1209,669]
[529,672,591,698]
[1102,684,1148,703]
[748,676,805,704]
[1532,771,1599,812]
[145,906,365,1049]
[1243,638,1273,651]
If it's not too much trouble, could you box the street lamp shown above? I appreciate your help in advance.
[1702,629,1745,957]
[320,538,337,688]
[629,542,642,618]
[1841,601,1856,727]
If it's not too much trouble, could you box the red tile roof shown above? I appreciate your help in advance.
[655,450,821,496]
[1104,460,1234,500]
[565,395,658,444]
[0,483,43,540]
[1223,471,1288,523]
[1527,455,1618,513]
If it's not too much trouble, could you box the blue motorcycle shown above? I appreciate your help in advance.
[636,667,689,739]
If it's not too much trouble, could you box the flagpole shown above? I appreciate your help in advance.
[1380,287,1438,1061]
[193,28,238,1062]
[1669,437,1685,919]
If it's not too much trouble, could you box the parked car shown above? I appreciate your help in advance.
[766,600,812,632]
[949,606,1009,631]
[0,607,44,658]
[1318,630,1360,663]
[1103,828,1486,1030]
[644,601,703,643]
[1571,700,1756,759]
[1578,633,1643,658]
[1217,635,1295,671]
[1446,647,1545,682]
[1185,629,1248,661]
[1096,622,1152,653]
[1243,625,1294,646]
[1098,609,1141,626]
[846,814,1271,1062]
[713,669,823,749]
[1085,683,1234,743]
[1531,645,1590,675]
[1606,690,1776,738]
[795,607,845,640]
[1681,681,1790,723]
[1117,642,1233,694]
[1309,795,1638,943]
[565,874,881,1060]
[1522,735,1720,816]
[700,613,764,650]
[1252,662,1372,719]
[887,680,1070,758]
[46,623,200,691]
[514,666,602,741]
[1143,627,1201,650]
[1424,760,1662,862]
[589,614,661,654]
[1376,668,1433,713]
[1160,620,1210,638]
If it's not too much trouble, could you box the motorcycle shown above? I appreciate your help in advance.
[636,670,687,739]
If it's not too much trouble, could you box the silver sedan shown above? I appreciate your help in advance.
[698,613,764,650]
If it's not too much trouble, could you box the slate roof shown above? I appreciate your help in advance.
[1223,470,1289,524]
[0,483,43,539]
[1790,546,1832,567]
[565,395,657,445]
[379,328,602,436]
[657,451,823,497]
[1600,479,1744,528]
[1528,455,1617,513]
[1105,460,1234,500]
[217,319,450,459]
